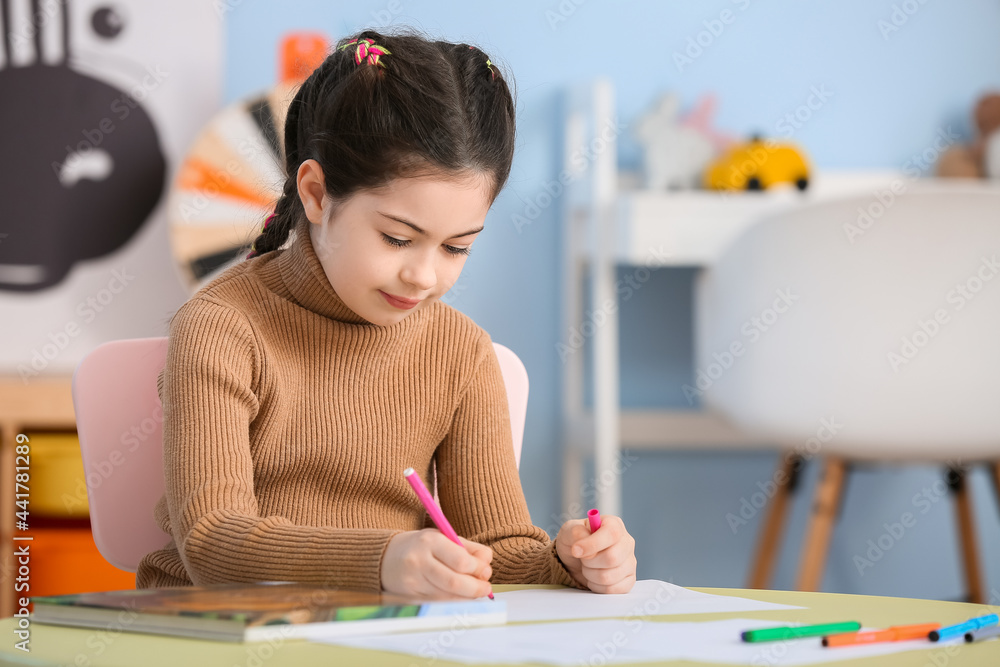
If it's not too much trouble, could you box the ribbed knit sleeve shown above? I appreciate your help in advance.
[161,298,401,590]
[435,334,585,589]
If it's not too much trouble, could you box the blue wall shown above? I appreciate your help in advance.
[225,0,1000,601]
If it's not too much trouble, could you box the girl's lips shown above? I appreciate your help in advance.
[380,290,420,309]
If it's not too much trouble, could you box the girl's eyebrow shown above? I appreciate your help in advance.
[377,211,483,239]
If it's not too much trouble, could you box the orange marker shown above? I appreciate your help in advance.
[823,623,941,647]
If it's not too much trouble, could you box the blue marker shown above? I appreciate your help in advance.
[929,614,999,642]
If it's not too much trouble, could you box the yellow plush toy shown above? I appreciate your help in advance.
[704,136,810,191]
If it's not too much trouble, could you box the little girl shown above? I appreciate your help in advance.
[136,29,636,599]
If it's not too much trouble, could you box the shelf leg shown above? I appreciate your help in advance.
[561,439,584,521]
[590,79,621,518]
[992,461,1000,517]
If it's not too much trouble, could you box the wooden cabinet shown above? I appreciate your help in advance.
[0,377,133,617]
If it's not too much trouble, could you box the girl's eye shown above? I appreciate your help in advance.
[381,234,471,257]
[381,234,409,248]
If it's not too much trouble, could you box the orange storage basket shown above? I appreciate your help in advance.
[29,526,136,601]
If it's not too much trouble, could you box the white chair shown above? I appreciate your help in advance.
[695,183,1000,603]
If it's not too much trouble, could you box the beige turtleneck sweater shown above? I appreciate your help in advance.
[135,216,580,592]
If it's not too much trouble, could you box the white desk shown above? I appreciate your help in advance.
[612,170,906,265]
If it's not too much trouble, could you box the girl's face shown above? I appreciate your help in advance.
[298,159,492,327]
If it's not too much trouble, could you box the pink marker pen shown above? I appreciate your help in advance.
[588,508,602,532]
[403,467,494,600]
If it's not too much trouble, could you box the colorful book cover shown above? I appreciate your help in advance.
[31,582,506,642]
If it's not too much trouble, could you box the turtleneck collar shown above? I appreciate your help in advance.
[274,215,428,329]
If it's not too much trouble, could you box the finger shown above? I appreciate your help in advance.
[571,515,629,559]
[457,538,493,581]
[425,556,494,599]
[413,573,472,600]
[561,521,591,553]
[581,558,636,588]
[587,572,637,595]
[459,537,494,565]
[575,542,630,569]
[558,517,590,536]
[434,537,491,579]
[555,519,591,564]
[569,518,592,540]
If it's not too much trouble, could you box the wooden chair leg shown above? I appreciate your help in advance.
[747,453,803,589]
[948,467,984,604]
[796,457,847,592]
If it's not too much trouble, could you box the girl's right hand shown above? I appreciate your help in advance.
[381,529,494,599]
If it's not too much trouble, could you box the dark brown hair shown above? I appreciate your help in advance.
[246,28,516,258]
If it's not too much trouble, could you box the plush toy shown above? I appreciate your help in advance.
[634,93,734,190]
[704,136,810,191]
[936,92,1000,179]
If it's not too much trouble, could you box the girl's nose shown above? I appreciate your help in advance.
[400,255,436,291]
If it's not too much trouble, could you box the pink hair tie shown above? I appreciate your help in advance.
[339,38,391,67]
[247,212,277,259]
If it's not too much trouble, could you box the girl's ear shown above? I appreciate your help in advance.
[296,159,327,226]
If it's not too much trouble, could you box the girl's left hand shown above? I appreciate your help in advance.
[554,515,637,593]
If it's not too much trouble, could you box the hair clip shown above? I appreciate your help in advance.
[468,45,496,80]
[261,212,276,233]
[246,212,277,259]
[339,38,390,67]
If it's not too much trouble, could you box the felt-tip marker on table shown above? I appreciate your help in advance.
[929,614,998,642]
[823,623,940,647]
[741,622,861,643]
[965,624,1000,643]
[403,467,494,600]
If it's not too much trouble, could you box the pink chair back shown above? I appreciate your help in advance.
[492,342,528,468]
[72,337,170,572]
[72,337,529,572]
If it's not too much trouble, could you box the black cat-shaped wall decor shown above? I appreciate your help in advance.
[0,0,166,291]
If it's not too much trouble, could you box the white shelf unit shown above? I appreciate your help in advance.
[559,78,912,517]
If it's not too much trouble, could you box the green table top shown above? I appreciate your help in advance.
[1,586,997,666]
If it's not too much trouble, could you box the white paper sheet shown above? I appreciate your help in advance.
[316,617,972,666]
[498,579,802,622]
